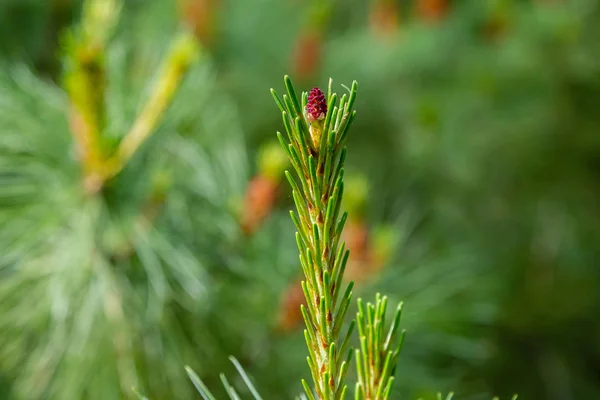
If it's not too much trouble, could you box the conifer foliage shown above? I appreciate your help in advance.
[0,1,247,399]
[1,0,600,399]
[270,76,407,400]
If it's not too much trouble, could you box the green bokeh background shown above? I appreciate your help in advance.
[1,0,599,399]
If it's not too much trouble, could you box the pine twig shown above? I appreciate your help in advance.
[107,32,200,178]
[63,0,121,194]
[272,76,358,399]
[63,0,200,192]
[354,295,405,400]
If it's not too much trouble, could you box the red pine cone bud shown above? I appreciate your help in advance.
[306,87,327,122]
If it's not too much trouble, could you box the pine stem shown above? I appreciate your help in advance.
[107,33,200,178]
[354,296,405,400]
[63,0,200,193]
[274,77,358,399]
[64,0,121,194]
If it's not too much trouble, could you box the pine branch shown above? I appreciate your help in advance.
[63,0,121,194]
[107,32,200,178]
[62,0,200,193]
[354,295,405,400]
[272,76,358,399]
[0,4,246,398]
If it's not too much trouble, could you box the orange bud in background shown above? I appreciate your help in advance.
[240,142,288,236]
[417,0,449,23]
[341,174,373,283]
[342,219,374,284]
[291,1,332,81]
[275,278,307,333]
[240,175,279,236]
[343,221,398,284]
[178,0,219,47]
[369,0,401,37]
[292,29,323,82]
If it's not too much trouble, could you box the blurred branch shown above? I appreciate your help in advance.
[63,0,200,193]
[185,356,264,400]
[63,0,121,194]
[106,32,200,179]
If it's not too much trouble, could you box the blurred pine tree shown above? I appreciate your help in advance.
[0,1,251,399]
